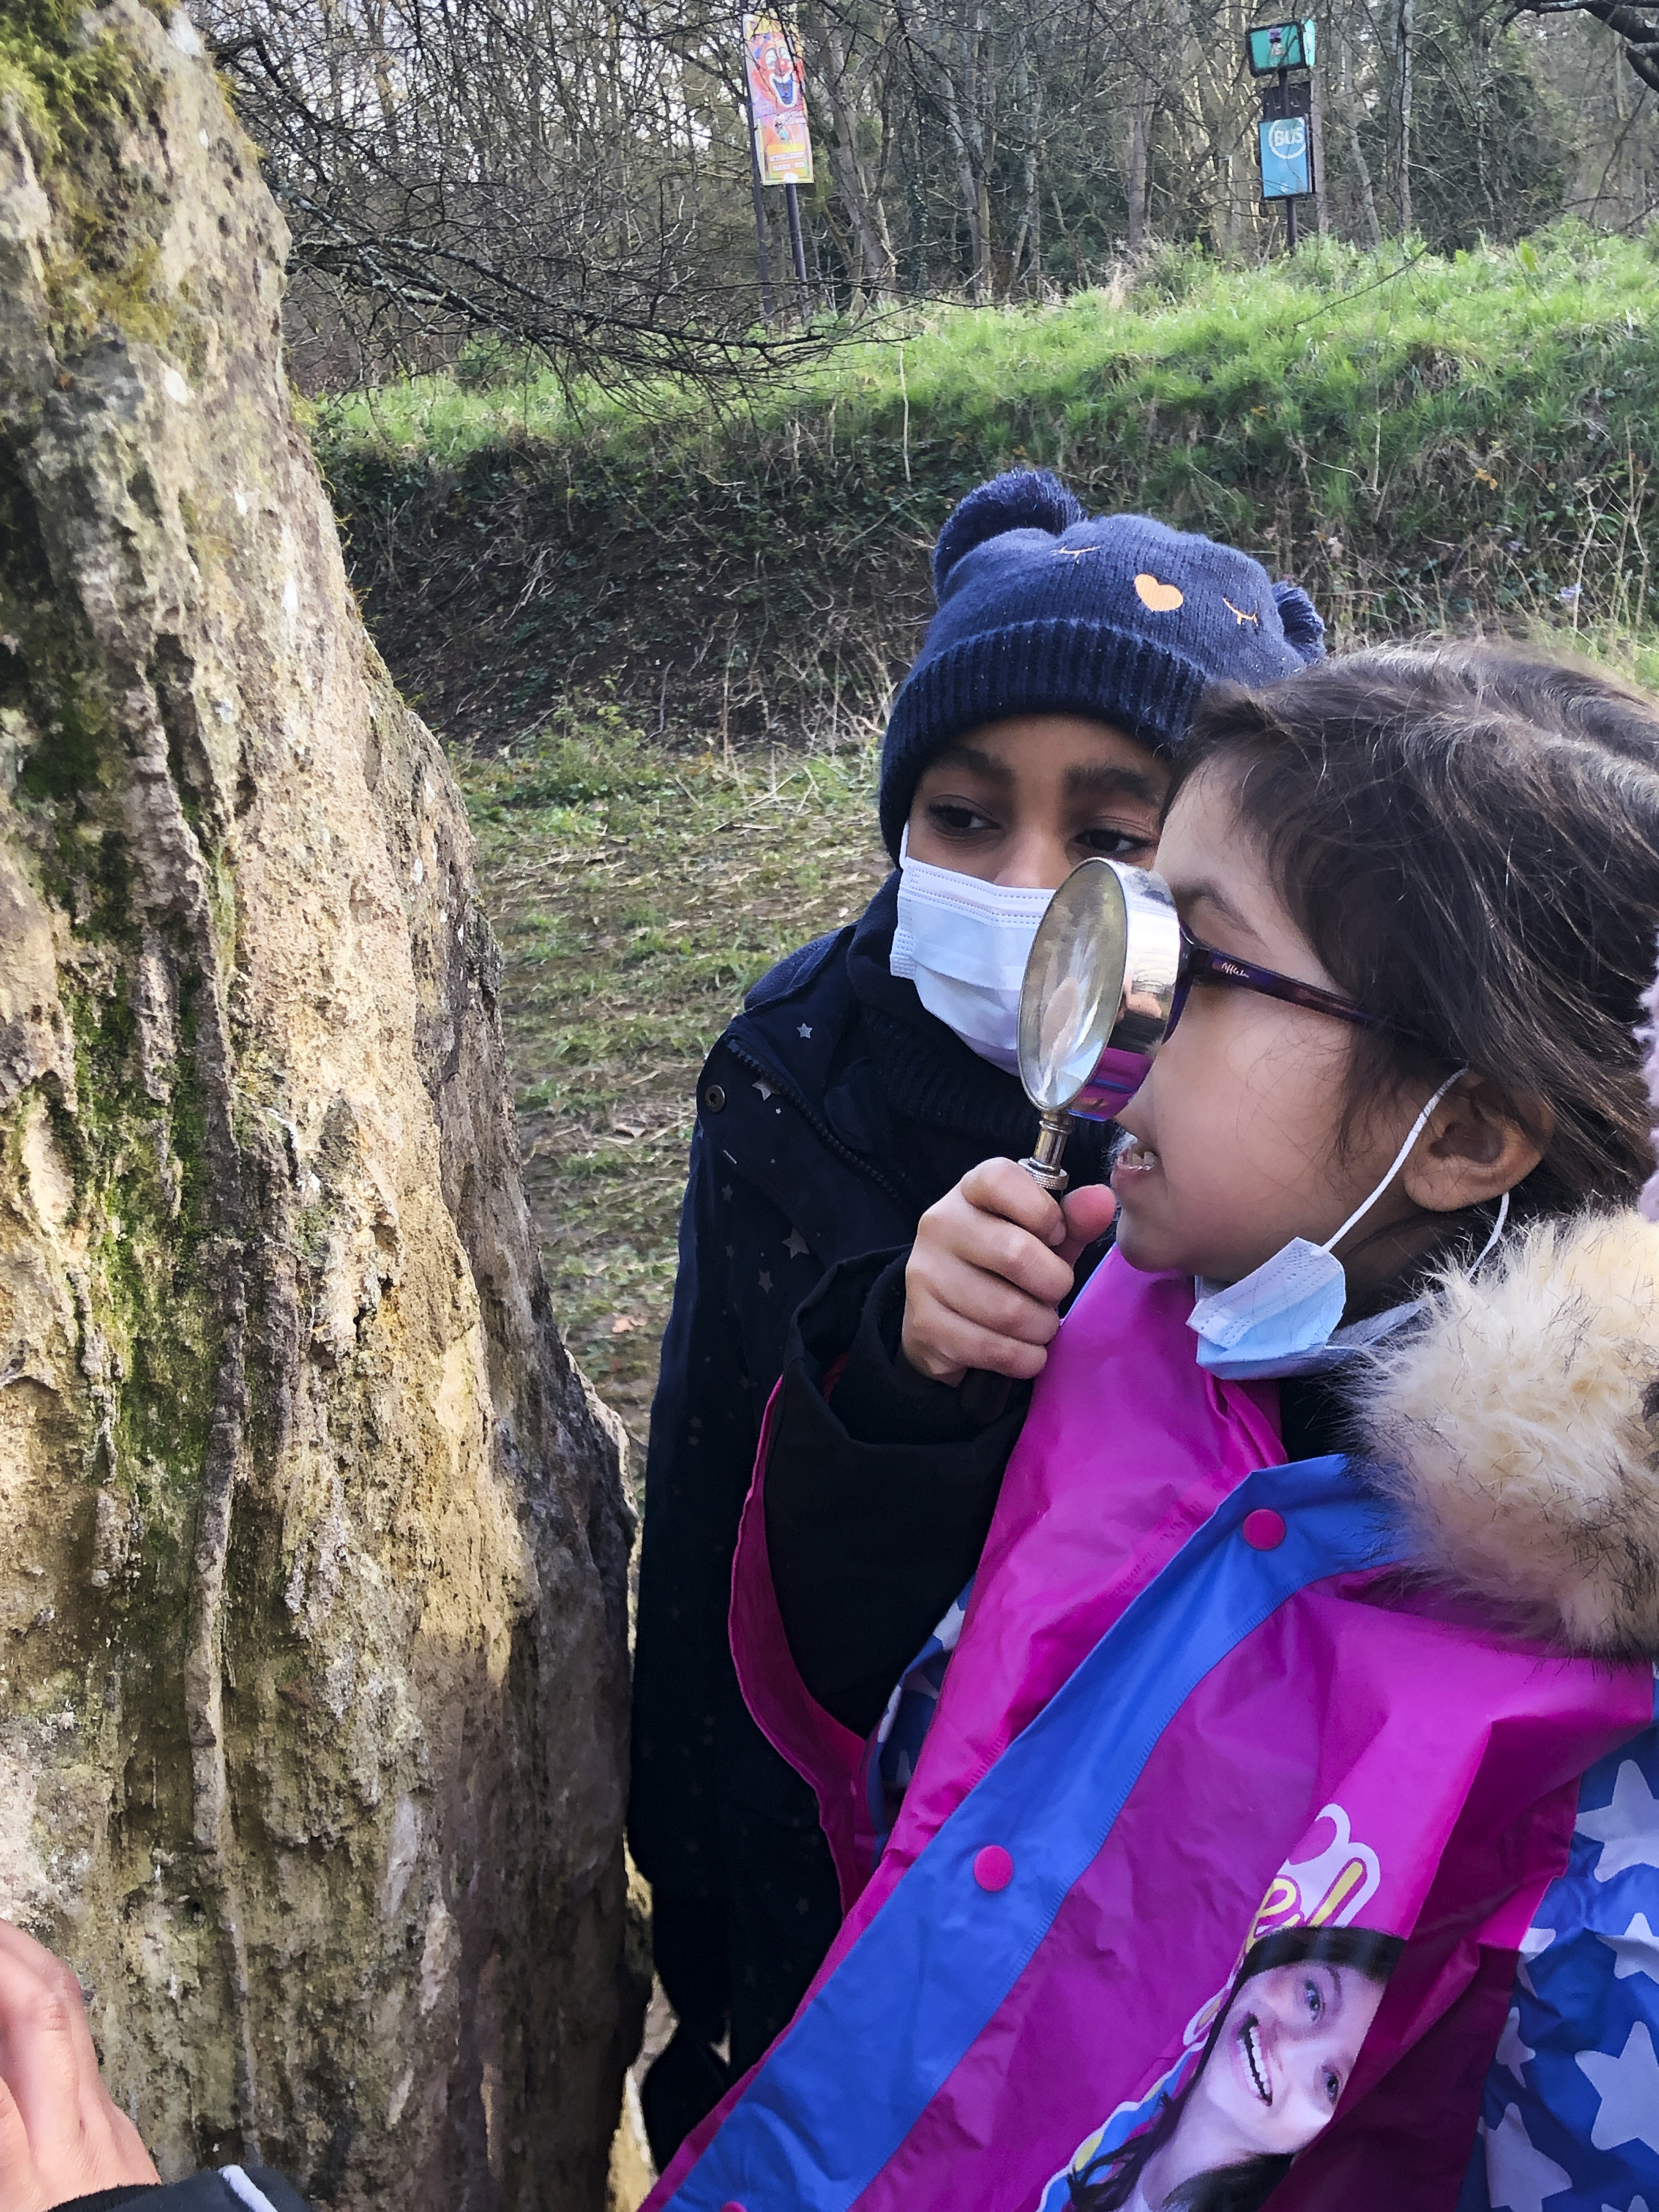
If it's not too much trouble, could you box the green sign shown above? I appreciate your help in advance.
[1247,19,1316,72]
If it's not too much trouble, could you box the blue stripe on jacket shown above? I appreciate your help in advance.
[662,1455,1404,2212]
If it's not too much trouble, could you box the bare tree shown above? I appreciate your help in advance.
[207,0,834,386]
[1505,0,1659,89]
[203,0,1655,393]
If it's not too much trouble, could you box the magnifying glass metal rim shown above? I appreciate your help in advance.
[1011,855,1181,1195]
[1016,856,1130,1114]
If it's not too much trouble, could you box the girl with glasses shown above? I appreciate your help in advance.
[629,469,1325,2165]
[646,645,1659,2211]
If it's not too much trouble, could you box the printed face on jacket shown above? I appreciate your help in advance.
[1172,1956,1387,2168]
[1052,1926,1403,2212]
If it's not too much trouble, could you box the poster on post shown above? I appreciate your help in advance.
[1259,112,1312,199]
[743,13,814,186]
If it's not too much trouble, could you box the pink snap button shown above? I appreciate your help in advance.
[720,2202,747,2211]
[1242,1508,1287,1551]
[974,1844,1014,1892]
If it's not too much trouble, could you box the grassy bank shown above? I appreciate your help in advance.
[321,225,1659,752]
[460,715,886,1468]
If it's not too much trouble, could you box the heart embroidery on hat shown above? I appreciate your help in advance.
[1134,573,1184,612]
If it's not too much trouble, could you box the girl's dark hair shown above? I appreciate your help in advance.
[1166,644,1659,1226]
[1068,1927,1403,2212]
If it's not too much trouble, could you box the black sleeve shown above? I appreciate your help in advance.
[629,1121,760,1897]
[55,2168,313,2212]
[763,1252,1028,1739]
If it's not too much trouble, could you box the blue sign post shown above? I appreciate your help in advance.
[1248,19,1318,249]
[1259,114,1312,199]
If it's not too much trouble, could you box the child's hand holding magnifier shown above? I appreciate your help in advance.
[902,1165,1116,1385]
[901,858,1180,1393]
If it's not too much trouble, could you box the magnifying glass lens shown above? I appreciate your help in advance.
[1018,864,1129,1112]
[1017,859,1180,1120]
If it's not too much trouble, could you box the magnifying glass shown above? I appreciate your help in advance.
[958,857,1181,1422]
[1014,856,1182,1188]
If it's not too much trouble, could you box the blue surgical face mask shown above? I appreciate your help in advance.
[1188,1071,1508,1381]
[889,829,1054,1073]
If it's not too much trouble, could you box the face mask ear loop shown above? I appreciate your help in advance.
[1470,1188,1510,1272]
[898,822,910,867]
[1319,1070,1468,1259]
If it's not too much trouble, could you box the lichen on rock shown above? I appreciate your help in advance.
[0,7,641,2205]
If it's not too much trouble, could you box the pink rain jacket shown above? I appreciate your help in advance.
[647,1211,1659,2211]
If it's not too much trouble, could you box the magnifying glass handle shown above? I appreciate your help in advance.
[958,1122,1072,1426]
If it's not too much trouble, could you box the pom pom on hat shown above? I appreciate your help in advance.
[1273,581,1326,665]
[933,469,1086,595]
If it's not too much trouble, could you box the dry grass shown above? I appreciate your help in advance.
[455,707,888,1480]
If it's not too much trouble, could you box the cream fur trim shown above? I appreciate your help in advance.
[1351,1209,1659,1656]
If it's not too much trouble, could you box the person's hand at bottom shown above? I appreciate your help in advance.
[0,1920,158,2212]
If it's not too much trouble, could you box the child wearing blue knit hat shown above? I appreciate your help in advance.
[878,468,1324,857]
[630,470,1324,2167]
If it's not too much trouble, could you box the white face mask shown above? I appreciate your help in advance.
[889,828,1055,1072]
[1187,1070,1510,1381]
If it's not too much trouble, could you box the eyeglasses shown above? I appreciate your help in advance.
[1167,926,1381,1037]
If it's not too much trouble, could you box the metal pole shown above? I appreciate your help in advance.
[742,59,776,325]
[783,181,811,318]
[1278,63,1297,251]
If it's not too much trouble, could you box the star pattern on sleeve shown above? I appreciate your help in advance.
[1576,2023,1659,2152]
[1465,1723,1659,2211]
[784,1228,809,1260]
[1576,1760,1659,1882]
[1480,2102,1572,2212]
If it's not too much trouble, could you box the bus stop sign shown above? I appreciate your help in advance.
[1259,113,1312,198]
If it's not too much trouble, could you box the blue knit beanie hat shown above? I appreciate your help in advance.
[878,469,1325,858]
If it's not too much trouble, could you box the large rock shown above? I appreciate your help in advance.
[0,6,639,2205]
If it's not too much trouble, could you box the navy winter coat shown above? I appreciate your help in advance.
[629,876,1114,2072]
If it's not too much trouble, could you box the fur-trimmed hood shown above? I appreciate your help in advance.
[1352,1207,1659,1659]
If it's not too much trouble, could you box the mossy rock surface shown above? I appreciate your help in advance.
[0,8,639,2204]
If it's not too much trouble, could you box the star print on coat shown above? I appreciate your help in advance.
[1599,1911,1659,1982]
[1577,2023,1659,2150]
[784,1229,809,1260]
[1577,1761,1659,1880]
[797,1023,812,1039]
[1519,1924,1559,1997]
[1497,2007,1537,2083]
[1480,2104,1572,2212]
[1461,1720,1659,2211]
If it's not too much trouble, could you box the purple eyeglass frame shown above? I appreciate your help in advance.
[1168,926,1381,1035]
